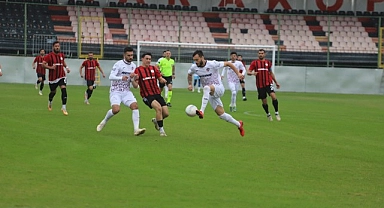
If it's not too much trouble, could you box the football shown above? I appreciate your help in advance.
[185,104,198,117]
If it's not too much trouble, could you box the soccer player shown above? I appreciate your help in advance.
[237,54,247,101]
[96,47,146,136]
[157,50,175,107]
[192,73,201,93]
[247,49,281,121]
[32,49,46,95]
[0,63,3,76]
[42,41,70,116]
[187,50,245,137]
[79,52,106,104]
[133,52,169,137]
[156,50,167,98]
[221,52,246,112]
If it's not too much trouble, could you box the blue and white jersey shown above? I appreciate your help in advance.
[188,60,224,86]
[109,59,136,93]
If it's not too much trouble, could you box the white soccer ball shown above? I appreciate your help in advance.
[185,104,198,117]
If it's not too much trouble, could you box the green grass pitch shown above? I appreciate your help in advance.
[0,83,383,208]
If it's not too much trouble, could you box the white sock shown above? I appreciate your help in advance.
[160,127,165,132]
[132,109,140,131]
[219,113,240,127]
[164,87,169,98]
[200,85,210,112]
[103,109,115,122]
[231,91,236,107]
[62,104,66,110]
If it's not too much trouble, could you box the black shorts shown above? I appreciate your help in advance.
[257,85,275,99]
[159,76,172,88]
[49,78,67,91]
[86,80,95,87]
[142,94,167,109]
[239,79,245,84]
[37,73,46,81]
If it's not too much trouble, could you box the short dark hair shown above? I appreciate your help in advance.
[163,50,167,53]
[230,52,237,56]
[193,50,204,57]
[88,52,93,54]
[124,47,134,53]
[141,52,152,58]
[259,49,265,53]
[237,54,242,57]
[39,49,45,53]
[52,41,60,46]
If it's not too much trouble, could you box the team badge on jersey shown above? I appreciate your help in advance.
[206,68,210,71]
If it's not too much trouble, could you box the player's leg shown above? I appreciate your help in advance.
[193,78,197,92]
[240,80,247,101]
[35,73,40,89]
[59,78,68,115]
[259,87,272,121]
[48,82,58,111]
[197,78,201,93]
[197,85,215,119]
[38,75,44,95]
[151,98,167,136]
[85,80,94,104]
[166,78,173,106]
[211,86,244,136]
[97,93,121,131]
[228,82,237,112]
[123,92,146,135]
[269,90,280,121]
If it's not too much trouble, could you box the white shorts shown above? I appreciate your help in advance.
[110,91,137,107]
[228,81,240,92]
[209,84,224,110]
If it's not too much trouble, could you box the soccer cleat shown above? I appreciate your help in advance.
[96,121,106,132]
[233,106,237,112]
[48,102,52,111]
[198,89,201,93]
[84,91,88,100]
[243,97,247,101]
[134,128,146,136]
[84,100,90,105]
[151,118,160,131]
[275,114,281,121]
[39,91,43,96]
[267,115,273,121]
[166,103,172,107]
[196,110,204,119]
[229,106,233,112]
[35,84,38,89]
[238,120,245,137]
[61,108,68,116]
[160,131,167,137]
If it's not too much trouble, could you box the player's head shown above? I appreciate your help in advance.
[162,50,167,57]
[230,51,237,61]
[165,50,171,59]
[123,47,134,63]
[258,49,266,60]
[39,49,45,56]
[192,50,205,67]
[141,52,152,67]
[52,41,60,53]
[88,52,94,60]
[237,54,243,61]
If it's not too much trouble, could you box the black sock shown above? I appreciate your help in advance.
[242,88,246,96]
[157,120,163,128]
[262,104,269,115]
[37,80,41,84]
[87,89,93,99]
[40,82,44,91]
[272,99,278,113]
[61,88,67,105]
[49,92,56,102]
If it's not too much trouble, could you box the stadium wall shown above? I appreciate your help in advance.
[0,56,382,95]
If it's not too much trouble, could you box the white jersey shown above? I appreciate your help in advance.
[157,57,164,65]
[221,60,245,83]
[188,60,224,86]
[109,59,136,93]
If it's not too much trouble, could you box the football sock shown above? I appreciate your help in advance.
[61,88,67,105]
[132,109,140,131]
[164,87,168,98]
[219,113,241,128]
[87,89,93,99]
[40,82,44,91]
[167,91,172,103]
[272,99,279,112]
[231,90,236,107]
[104,109,114,122]
[262,104,269,114]
[242,88,246,97]
[37,80,41,84]
[201,86,210,112]
[62,104,66,110]
[49,92,56,102]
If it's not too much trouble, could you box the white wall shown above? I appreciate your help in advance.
[0,56,383,94]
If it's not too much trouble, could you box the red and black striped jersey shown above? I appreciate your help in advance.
[44,52,66,82]
[81,59,100,81]
[33,55,46,75]
[249,59,273,88]
[134,65,161,98]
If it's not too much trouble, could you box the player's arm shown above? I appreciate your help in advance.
[155,66,166,83]
[97,63,106,78]
[269,69,280,89]
[32,58,37,69]
[187,67,194,91]
[247,62,257,76]
[172,63,175,79]
[42,57,55,70]
[79,62,84,78]
[131,75,139,89]
[239,63,247,76]
[109,65,127,81]
[63,60,70,73]
[221,66,227,80]
[224,61,244,79]
[0,64,2,76]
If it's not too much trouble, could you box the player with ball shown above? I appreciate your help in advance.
[187,50,245,137]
